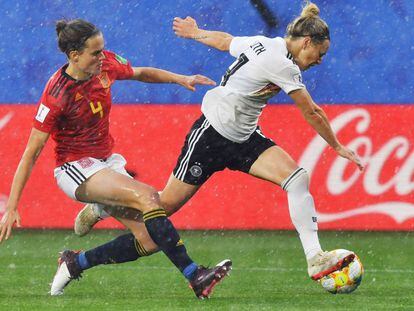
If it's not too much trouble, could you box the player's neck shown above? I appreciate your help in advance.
[284,37,300,60]
[65,63,92,81]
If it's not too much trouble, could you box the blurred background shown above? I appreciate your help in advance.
[1,3,413,308]
[0,0,413,230]
[1,0,413,104]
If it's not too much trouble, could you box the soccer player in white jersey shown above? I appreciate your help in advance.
[74,2,363,282]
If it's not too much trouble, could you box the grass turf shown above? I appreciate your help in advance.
[0,230,413,310]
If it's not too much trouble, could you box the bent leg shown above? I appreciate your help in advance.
[78,233,141,270]
[73,218,158,274]
[75,169,198,278]
[112,175,200,253]
[76,173,200,222]
[74,174,200,255]
[75,168,161,213]
[78,215,161,270]
[248,145,298,185]
[117,217,159,254]
[160,174,201,216]
[110,175,200,255]
[249,146,322,260]
[114,175,201,254]
[73,188,198,275]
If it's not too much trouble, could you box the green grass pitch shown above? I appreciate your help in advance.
[0,230,413,310]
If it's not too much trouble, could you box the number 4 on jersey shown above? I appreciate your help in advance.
[220,53,249,86]
[89,101,103,118]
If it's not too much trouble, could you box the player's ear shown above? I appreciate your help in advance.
[302,36,312,50]
[68,50,80,62]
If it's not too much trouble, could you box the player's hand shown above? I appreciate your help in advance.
[173,16,199,39]
[335,145,364,171]
[179,74,216,92]
[0,208,21,243]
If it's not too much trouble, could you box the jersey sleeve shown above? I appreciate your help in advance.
[104,51,134,80]
[267,63,305,94]
[229,36,264,58]
[32,91,62,133]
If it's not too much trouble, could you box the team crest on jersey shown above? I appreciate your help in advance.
[77,158,95,169]
[190,165,203,177]
[115,54,128,65]
[97,72,111,89]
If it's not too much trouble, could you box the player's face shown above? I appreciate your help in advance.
[76,33,105,76]
[295,38,330,71]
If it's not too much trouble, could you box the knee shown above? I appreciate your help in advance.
[163,201,181,217]
[129,186,162,212]
[281,168,309,192]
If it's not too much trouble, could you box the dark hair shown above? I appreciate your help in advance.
[56,19,101,56]
[286,1,330,44]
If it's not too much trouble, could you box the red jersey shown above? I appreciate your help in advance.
[33,51,134,166]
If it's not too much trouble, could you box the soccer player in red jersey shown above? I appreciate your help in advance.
[0,19,231,298]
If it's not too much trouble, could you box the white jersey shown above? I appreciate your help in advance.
[201,36,305,143]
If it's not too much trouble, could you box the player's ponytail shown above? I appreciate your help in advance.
[55,20,68,37]
[300,2,320,18]
[55,19,101,56]
[286,1,329,44]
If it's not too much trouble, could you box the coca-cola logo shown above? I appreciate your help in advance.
[299,108,414,224]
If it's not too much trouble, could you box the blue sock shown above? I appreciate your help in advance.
[183,262,198,280]
[143,210,195,273]
[76,251,91,270]
[83,233,141,269]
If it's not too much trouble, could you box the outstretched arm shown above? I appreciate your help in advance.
[0,128,49,243]
[131,67,216,92]
[289,88,364,171]
[173,16,233,51]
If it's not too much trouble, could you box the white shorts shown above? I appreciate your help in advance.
[54,153,131,201]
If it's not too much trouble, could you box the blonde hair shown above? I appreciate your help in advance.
[301,2,320,17]
[286,1,329,44]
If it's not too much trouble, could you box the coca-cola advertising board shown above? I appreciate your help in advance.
[0,104,413,230]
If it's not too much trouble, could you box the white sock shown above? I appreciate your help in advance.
[282,168,322,260]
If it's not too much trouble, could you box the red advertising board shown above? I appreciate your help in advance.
[0,104,413,230]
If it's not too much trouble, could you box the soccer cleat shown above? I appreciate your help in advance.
[74,204,102,237]
[50,250,83,296]
[307,250,355,281]
[189,259,232,299]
